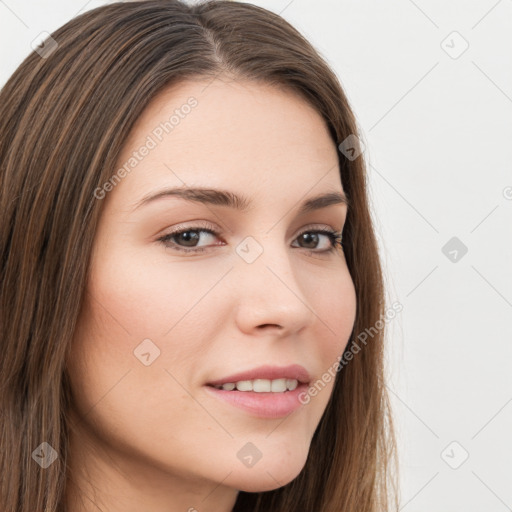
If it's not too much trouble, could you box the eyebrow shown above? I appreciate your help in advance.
[132,186,350,215]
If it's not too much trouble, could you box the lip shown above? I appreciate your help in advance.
[203,382,310,419]
[205,364,311,387]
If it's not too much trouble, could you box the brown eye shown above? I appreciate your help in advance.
[298,232,320,249]
[157,224,342,255]
[293,229,342,253]
[170,230,201,247]
[158,227,220,253]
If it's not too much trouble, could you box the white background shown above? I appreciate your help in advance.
[1,1,511,510]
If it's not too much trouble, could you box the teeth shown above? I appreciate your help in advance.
[213,378,299,392]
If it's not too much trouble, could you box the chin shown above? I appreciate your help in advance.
[231,458,307,493]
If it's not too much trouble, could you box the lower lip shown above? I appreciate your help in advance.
[203,383,309,419]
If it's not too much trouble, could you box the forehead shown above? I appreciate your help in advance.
[110,77,342,206]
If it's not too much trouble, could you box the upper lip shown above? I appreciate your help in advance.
[206,364,311,386]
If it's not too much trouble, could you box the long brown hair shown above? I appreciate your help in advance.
[0,1,399,510]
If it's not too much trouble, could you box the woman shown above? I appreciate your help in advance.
[0,1,398,510]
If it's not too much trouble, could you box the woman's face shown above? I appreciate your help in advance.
[66,77,357,511]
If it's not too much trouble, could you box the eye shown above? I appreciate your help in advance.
[292,228,343,253]
[158,222,220,253]
[157,222,343,255]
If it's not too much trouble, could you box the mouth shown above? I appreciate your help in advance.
[203,381,310,419]
[203,365,312,418]
[206,378,303,393]
[205,364,311,391]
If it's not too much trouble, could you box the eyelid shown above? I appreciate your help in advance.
[157,221,344,254]
[159,222,341,241]
[160,220,219,237]
[295,223,341,235]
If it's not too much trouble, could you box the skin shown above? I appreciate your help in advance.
[65,76,357,512]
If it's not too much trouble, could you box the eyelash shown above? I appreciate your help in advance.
[157,221,344,256]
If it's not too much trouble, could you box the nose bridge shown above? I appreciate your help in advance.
[231,233,314,333]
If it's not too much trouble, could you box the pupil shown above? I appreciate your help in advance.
[301,233,318,248]
[178,231,199,246]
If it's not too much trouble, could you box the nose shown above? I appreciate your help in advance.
[231,238,316,337]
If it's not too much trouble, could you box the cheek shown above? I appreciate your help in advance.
[69,248,228,417]
[310,267,357,356]
[88,243,231,339]
[67,291,205,463]
[285,267,356,417]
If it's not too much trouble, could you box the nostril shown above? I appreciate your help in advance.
[257,323,283,330]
